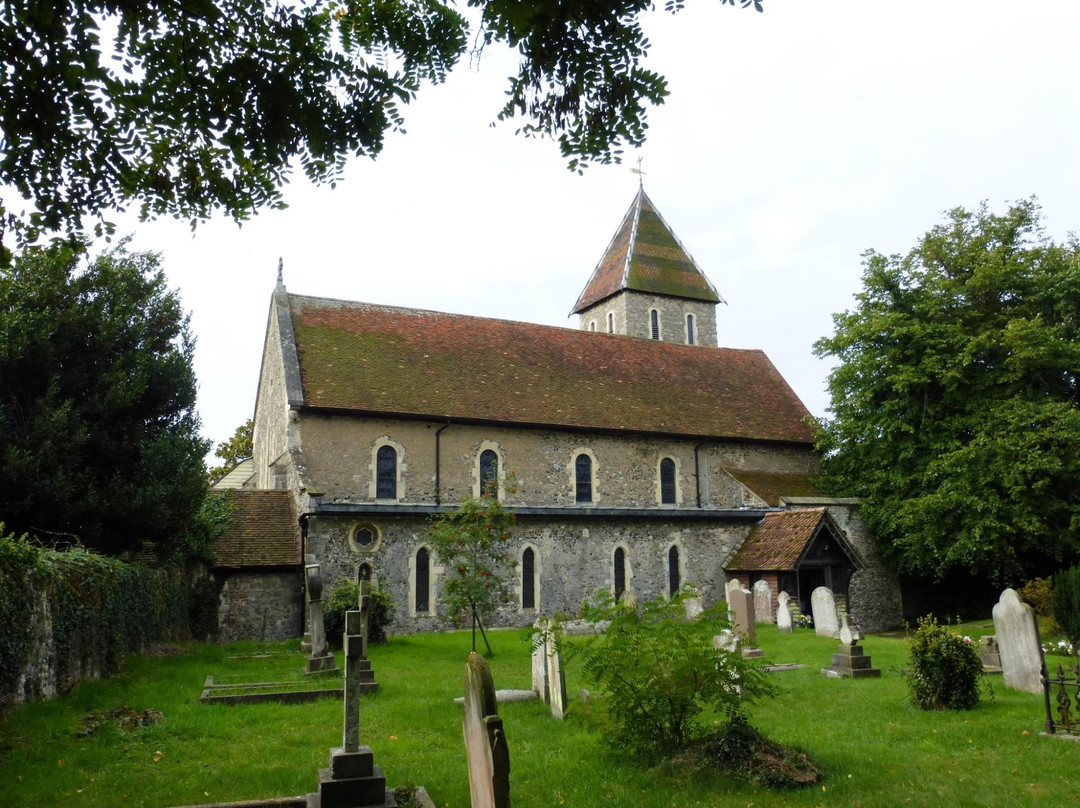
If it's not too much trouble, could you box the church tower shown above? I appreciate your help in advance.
[571,186,724,347]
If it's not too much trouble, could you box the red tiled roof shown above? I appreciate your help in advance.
[287,295,816,444]
[210,490,300,568]
[725,470,821,506]
[571,188,723,313]
[727,508,827,571]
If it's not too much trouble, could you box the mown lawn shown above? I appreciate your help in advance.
[0,622,1076,808]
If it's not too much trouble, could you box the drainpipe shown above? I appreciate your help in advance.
[434,422,450,505]
[694,442,707,508]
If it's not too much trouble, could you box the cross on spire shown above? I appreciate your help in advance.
[630,155,646,188]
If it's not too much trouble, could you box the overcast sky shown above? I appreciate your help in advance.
[98,1,1080,456]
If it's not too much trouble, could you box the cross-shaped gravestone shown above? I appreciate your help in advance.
[305,564,338,674]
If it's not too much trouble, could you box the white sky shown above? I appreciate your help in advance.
[96,1,1080,456]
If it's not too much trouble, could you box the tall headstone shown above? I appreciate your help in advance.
[752,580,774,624]
[544,631,568,720]
[992,589,1045,695]
[308,587,392,807]
[811,587,840,638]
[729,588,763,658]
[302,553,317,654]
[776,591,793,633]
[463,653,511,808]
[305,564,339,674]
[530,619,550,703]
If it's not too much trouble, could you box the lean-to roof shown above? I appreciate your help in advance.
[726,508,828,571]
[209,490,300,568]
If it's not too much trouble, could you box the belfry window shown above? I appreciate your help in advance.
[686,314,695,345]
[607,312,614,333]
[660,457,676,504]
[376,445,397,499]
[650,309,660,340]
[479,449,499,498]
[575,453,593,503]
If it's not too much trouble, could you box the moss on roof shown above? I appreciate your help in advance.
[287,295,816,444]
[725,470,822,507]
[210,490,300,568]
[726,508,828,571]
[572,188,722,313]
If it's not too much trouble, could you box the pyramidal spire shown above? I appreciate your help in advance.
[570,187,724,315]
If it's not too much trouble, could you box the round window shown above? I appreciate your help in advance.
[348,523,381,553]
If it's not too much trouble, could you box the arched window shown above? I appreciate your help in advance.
[650,309,660,340]
[376,445,397,499]
[575,453,593,503]
[479,449,499,498]
[614,547,626,601]
[668,545,681,596]
[415,547,430,613]
[660,457,676,504]
[589,320,596,332]
[686,314,695,346]
[521,547,536,610]
[607,312,614,333]
[358,562,372,582]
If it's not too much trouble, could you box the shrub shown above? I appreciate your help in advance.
[906,615,984,710]
[1017,577,1055,617]
[1052,566,1080,652]
[572,589,772,758]
[324,578,396,647]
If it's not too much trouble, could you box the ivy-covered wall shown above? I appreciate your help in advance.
[0,531,191,716]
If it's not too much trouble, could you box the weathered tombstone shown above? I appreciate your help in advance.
[463,652,511,808]
[301,553,317,655]
[776,591,793,633]
[683,595,703,621]
[713,629,739,654]
[978,635,1003,674]
[308,586,392,807]
[728,588,763,658]
[725,577,743,597]
[544,631,568,720]
[305,564,339,674]
[753,580,774,624]
[992,589,1045,695]
[530,619,550,703]
[821,614,880,679]
[811,587,840,638]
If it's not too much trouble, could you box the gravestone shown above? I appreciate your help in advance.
[544,631,568,720]
[530,619,550,703]
[712,630,743,696]
[811,587,840,638]
[753,580,774,624]
[463,653,511,808]
[725,578,743,597]
[776,591,793,633]
[728,588,763,659]
[308,586,393,807]
[821,615,880,679]
[305,564,339,674]
[992,589,1045,695]
[978,635,1003,675]
[683,596,703,621]
[302,553,317,654]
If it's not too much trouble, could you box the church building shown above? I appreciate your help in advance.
[225,187,901,639]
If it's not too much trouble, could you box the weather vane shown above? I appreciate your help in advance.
[630,155,646,188]
[276,256,283,286]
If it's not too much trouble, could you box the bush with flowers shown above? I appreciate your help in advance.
[906,615,986,710]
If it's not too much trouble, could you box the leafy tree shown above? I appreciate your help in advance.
[0,239,209,558]
[208,419,253,484]
[0,0,762,258]
[572,588,772,758]
[1052,565,1080,653]
[429,476,516,655]
[815,200,1080,585]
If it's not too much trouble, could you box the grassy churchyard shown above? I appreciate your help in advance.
[0,623,1077,808]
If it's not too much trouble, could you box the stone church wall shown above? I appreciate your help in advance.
[579,292,718,348]
[215,569,304,643]
[305,513,751,634]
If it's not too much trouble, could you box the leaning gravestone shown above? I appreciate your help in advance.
[811,587,840,638]
[305,564,339,674]
[729,588,763,658]
[992,589,1045,695]
[307,584,393,808]
[531,619,550,703]
[753,580,774,624]
[776,591,793,633]
[544,630,568,720]
[463,653,511,808]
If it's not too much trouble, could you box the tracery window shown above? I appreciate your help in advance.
[575,453,593,503]
[376,445,397,499]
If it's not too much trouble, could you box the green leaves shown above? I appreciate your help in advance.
[816,200,1080,584]
[906,616,985,711]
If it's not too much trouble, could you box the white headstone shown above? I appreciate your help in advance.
[992,588,1044,695]
[776,591,793,633]
[725,577,743,596]
[752,580,774,624]
[531,619,549,702]
[811,587,840,637]
[545,631,567,720]
[683,596,703,621]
